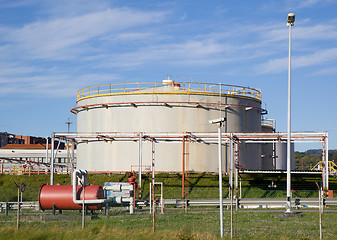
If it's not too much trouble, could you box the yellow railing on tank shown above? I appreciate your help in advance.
[77,81,262,102]
[261,118,275,129]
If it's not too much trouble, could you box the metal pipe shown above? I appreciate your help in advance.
[138,132,142,198]
[67,141,70,174]
[17,187,20,230]
[325,136,329,190]
[46,137,49,166]
[82,181,85,229]
[319,184,322,240]
[71,140,75,179]
[182,136,185,200]
[73,169,86,205]
[54,140,61,160]
[152,141,156,232]
[235,142,239,212]
[161,183,164,214]
[71,101,266,115]
[149,182,152,214]
[218,123,224,238]
[286,22,293,214]
[239,178,242,199]
[37,159,40,175]
[54,131,328,140]
[230,134,233,189]
[322,141,326,190]
[72,170,112,205]
[230,133,233,238]
[50,134,55,185]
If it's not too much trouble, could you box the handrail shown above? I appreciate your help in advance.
[76,81,261,102]
[261,119,275,129]
[311,161,337,173]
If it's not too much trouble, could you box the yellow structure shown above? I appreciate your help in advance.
[311,161,337,173]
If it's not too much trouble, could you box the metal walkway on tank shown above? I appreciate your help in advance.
[75,81,262,102]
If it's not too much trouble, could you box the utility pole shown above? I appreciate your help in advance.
[286,12,295,214]
[66,118,72,133]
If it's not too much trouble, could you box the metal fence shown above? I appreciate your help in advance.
[0,201,39,215]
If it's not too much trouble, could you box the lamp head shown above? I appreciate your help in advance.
[208,117,226,125]
[287,13,295,26]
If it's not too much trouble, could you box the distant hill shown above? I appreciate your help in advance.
[304,149,337,155]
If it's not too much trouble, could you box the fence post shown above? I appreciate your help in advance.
[5,202,8,216]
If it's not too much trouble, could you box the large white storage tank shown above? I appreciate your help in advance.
[72,80,263,172]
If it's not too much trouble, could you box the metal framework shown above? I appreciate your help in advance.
[311,161,337,173]
[53,131,327,143]
[50,131,329,189]
[0,157,68,175]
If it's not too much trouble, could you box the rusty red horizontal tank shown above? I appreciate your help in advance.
[39,184,104,210]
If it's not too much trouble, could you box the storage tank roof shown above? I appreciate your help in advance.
[76,81,261,103]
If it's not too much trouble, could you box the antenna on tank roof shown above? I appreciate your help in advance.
[65,118,72,133]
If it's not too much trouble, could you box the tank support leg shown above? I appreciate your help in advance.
[105,204,109,217]
[5,202,8,216]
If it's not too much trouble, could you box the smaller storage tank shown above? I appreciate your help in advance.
[260,119,295,170]
[39,185,104,210]
[261,119,275,170]
[275,142,295,170]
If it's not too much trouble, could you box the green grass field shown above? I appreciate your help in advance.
[1,210,337,239]
[1,173,337,239]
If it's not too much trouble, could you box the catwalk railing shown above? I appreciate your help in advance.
[77,81,261,102]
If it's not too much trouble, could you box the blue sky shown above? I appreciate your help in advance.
[0,0,336,151]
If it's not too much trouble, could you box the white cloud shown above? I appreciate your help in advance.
[97,40,228,68]
[2,8,167,60]
[39,0,111,18]
[255,47,337,74]
[1,1,337,99]
[295,24,337,41]
[295,47,337,67]
[255,57,287,74]
[0,0,39,9]
[285,0,333,9]
[0,63,39,79]
[296,0,320,8]
[312,66,337,75]
[0,73,118,98]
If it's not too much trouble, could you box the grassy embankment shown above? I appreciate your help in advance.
[1,173,336,201]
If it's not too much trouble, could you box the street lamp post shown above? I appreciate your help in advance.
[286,13,295,213]
[209,117,226,238]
